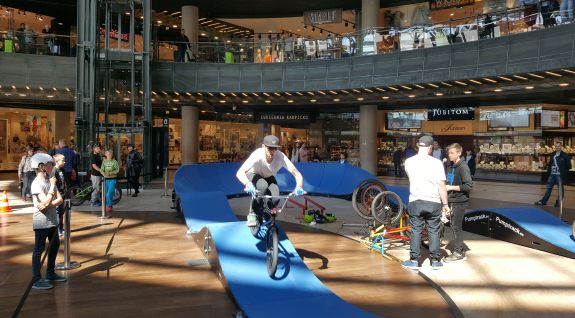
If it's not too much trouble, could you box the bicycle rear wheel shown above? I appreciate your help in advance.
[112,185,122,204]
[372,191,404,226]
[352,180,385,220]
[266,226,279,277]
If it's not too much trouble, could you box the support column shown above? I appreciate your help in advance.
[359,105,377,175]
[181,106,199,164]
[181,6,199,55]
[361,0,380,30]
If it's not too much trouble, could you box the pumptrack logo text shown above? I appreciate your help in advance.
[495,216,524,237]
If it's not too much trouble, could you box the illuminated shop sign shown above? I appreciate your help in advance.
[256,112,311,123]
[427,107,475,121]
[303,8,342,25]
[99,27,129,41]
[429,0,475,11]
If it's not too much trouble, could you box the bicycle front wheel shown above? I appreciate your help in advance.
[372,191,404,226]
[352,180,385,220]
[69,186,88,206]
[266,226,279,277]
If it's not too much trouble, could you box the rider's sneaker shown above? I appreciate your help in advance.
[246,212,258,227]
[444,252,467,263]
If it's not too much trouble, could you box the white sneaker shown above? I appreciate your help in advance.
[246,212,258,227]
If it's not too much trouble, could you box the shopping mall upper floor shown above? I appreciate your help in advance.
[1,0,575,113]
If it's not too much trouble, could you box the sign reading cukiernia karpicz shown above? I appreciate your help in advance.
[256,112,311,124]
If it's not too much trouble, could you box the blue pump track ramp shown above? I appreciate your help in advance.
[174,163,384,317]
[204,221,380,318]
[463,207,575,259]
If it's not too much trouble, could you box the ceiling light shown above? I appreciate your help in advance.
[528,73,545,79]
[219,100,226,103]
[310,99,317,102]
[196,100,203,103]
[356,97,364,101]
[287,100,294,103]
[363,89,373,93]
[18,93,26,97]
[340,90,350,94]
[513,75,529,80]
[525,86,534,90]
[427,83,439,88]
[265,100,271,103]
[435,92,443,96]
[413,84,425,89]
[333,98,340,102]
[382,96,389,100]
[494,88,503,92]
[388,86,399,91]
[329,90,338,94]
[375,87,387,92]
[295,92,303,96]
[351,89,361,93]
[482,78,497,83]
[242,100,249,103]
[263,92,270,97]
[25,86,30,90]
[318,91,327,95]
[11,85,16,89]
[463,90,472,94]
[454,81,467,86]
[408,95,416,98]
[561,69,575,74]
[273,92,281,96]
[172,99,180,102]
[47,95,54,98]
[440,82,453,87]
[469,79,483,85]
[545,71,562,77]
[559,83,569,87]
[400,85,412,90]
[497,76,513,81]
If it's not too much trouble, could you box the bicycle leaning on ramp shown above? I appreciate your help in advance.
[68,180,122,206]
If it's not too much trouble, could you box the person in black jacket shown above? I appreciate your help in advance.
[126,144,143,197]
[535,142,572,207]
[464,150,476,177]
[393,147,404,177]
[444,143,473,263]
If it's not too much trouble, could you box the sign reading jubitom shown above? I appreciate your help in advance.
[427,107,475,121]
[429,0,475,11]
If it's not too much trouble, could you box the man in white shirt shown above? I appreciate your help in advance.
[402,136,451,270]
[236,135,305,227]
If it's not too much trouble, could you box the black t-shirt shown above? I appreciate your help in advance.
[90,153,102,177]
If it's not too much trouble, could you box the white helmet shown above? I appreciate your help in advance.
[30,153,55,169]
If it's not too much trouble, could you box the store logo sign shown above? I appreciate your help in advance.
[429,0,475,11]
[303,8,342,25]
[256,112,311,123]
[427,107,475,121]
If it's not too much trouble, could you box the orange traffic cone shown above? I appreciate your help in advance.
[0,191,12,213]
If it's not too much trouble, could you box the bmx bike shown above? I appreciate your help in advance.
[248,192,294,277]
[69,180,122,206]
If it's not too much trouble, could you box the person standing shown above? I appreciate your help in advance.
[126,144,143,197]
[432,141,446,162]
[299,142,309,162]
[52,154,68,237]
[90,143,103,207]
[393,147,404,177]
[338,152,348,164]
[535,142,572,207]
[18,146,36,201]
[101,149,119,213]
[55,139,76,188]
[402,136,450,270]
[29,153,66,290]
[561,0,574,23]
[443,143,473,263]
[176,29,190,62]
[464,150,476,177]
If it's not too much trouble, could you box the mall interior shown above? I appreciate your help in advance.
[1,0,575,317]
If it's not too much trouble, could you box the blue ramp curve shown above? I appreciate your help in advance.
[206,221,380,318]
[463,207,575,259]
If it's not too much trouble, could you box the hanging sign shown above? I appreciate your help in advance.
[429,0,475,11]
[430,120,474,135]
[303,8,342,25]
[256,112,311,124]
[427,107,475,121]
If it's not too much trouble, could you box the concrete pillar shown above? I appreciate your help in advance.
[181,106,199,164]
[361,0,380,30]
[181,6,199,45]
[359,105,377,175]
[54,111,72,142]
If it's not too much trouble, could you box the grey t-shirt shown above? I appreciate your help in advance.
[31,176,58,230]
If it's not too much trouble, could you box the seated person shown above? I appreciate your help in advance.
[236,135,305,226]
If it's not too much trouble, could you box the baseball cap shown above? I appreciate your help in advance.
[263,135,281,148]
[418,135,434,147]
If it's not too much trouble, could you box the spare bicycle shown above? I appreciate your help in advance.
[248,192,294,277]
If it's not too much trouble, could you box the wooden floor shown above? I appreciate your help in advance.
[0,209,455,318]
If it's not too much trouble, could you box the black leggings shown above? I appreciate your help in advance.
[249,174,279,214]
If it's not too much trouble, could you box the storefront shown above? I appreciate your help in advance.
[0,107,73,171]
[379,104,575,183]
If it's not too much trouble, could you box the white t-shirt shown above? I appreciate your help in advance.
[31,176,58,230]
[404,153,446,203]
[239,147,296,178]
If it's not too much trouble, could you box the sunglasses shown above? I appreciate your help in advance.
[267,146,279,152]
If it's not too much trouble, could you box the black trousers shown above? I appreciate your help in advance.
[449,202,468,254]
[32,227,60,282]
[249,174,279,214]
[128,173,140,194]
